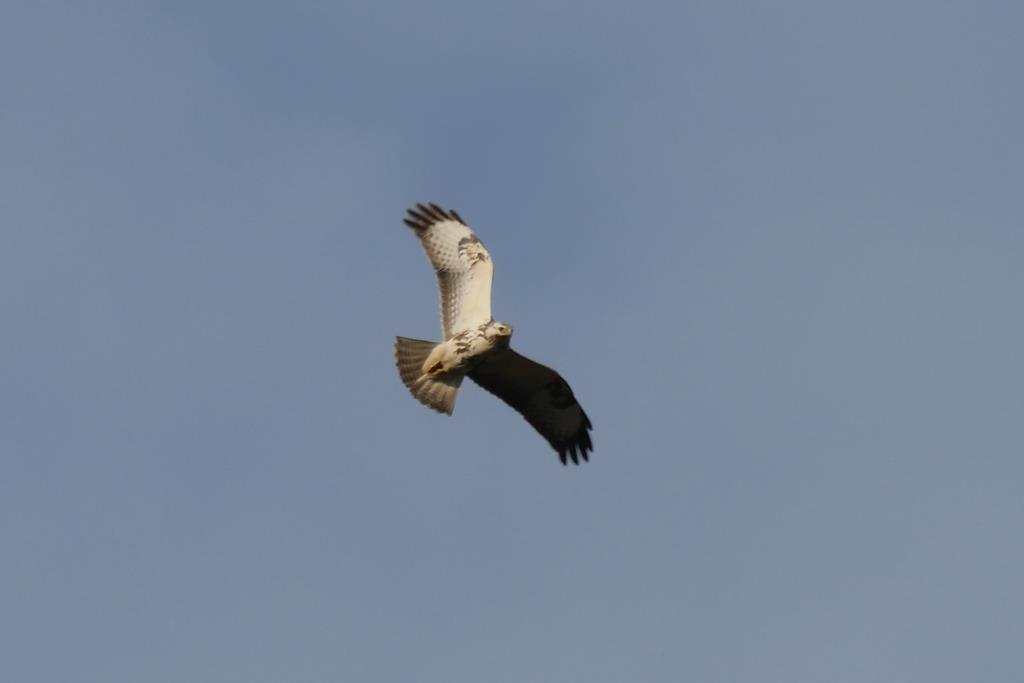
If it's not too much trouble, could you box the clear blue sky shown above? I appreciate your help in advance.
[3,2,1022,681]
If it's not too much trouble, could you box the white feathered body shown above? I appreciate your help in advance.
[423,323,512,376]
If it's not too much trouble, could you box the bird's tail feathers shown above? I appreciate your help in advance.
[394,336,462,415]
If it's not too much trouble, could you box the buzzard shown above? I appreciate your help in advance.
[395,203,593,465]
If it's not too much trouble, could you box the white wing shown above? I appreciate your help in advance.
[403,203,494,338]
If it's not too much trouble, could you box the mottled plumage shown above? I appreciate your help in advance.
[403,203,493,339]
[395,203,593,465]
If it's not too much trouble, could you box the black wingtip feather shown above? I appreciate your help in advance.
[417,203,443,221]
[404,203,466,230]
[555,435,591,466]
[406,208,430,225]
[554,409,593,465]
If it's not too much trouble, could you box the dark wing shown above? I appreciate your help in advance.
[468,348,593,465]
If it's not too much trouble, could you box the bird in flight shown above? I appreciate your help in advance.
[395,203,593,465]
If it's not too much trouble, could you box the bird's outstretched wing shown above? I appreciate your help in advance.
[468,348,593,465]
[403,203,493,338]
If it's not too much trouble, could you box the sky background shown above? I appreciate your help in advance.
[2,1,1023,681]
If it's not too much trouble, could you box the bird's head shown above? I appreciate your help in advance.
[486,320,514,347]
